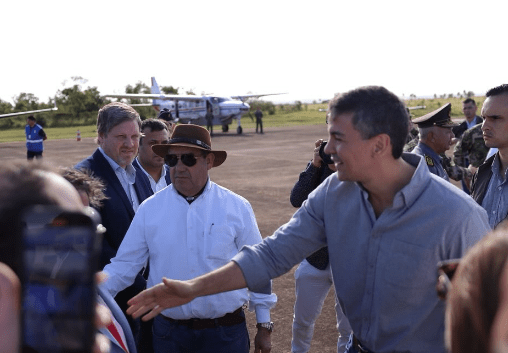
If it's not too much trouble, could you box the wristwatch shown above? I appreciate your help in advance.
[256,322,274,333]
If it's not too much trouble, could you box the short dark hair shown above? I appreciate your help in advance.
[463,98,476,106]
[60,168,108,208]
[140,118,169,144]
[96,102,141,137]
[328,86,409,159]
[486,84,508,98]
[27,115,36,121]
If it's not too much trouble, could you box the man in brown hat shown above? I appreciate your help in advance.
[101,124,276,353]
[411,103,459,181]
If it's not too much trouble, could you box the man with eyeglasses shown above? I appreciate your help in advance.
[75,102,152,351]
[102,124,277,353]
[127,86,490,353]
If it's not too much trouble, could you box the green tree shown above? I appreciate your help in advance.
[13,93,39,112]
[0,99,13,114]
[162,86,179,94]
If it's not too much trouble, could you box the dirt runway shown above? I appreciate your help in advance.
[0,124,340,353]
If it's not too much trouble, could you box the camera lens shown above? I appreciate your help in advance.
[319,141,334,165]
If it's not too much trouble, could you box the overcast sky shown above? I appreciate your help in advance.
[1,0,505,105]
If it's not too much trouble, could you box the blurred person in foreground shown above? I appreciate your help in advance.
[102,124,277,353]
[491,256,508,353]
[444,231,508,353]
[0,162,111,353]
[127,86,490,353]
[61,167,136,353]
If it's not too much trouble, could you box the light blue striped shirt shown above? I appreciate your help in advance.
[234,153,490,353]
[481,153,508,228]
[99,147,139,211]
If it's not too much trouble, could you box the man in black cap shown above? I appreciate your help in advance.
[157,108,176,134]
[102,124,276,353]
[412,103,459,180]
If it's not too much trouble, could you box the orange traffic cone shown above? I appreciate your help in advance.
[76,129,81,141]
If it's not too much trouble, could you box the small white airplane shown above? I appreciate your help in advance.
[104,77,286,134]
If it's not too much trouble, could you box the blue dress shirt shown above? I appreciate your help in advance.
[233,153,490,353]
[481,154,508,228]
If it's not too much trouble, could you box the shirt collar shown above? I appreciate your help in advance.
[357,153,429,212]
[99,147,136,184]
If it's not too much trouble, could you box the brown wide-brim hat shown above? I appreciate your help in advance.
[412,103,459,128]
[152,124,227,168]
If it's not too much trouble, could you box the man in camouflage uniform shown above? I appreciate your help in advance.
[454,123,489,169]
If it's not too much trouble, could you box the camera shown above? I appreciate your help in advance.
[319,141,334,165]
[21,205,101,353]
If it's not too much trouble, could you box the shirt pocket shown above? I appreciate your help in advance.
[383,239,436,289]
[205,223,237,266]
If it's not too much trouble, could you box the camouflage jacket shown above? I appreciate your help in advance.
[453,123,488,168]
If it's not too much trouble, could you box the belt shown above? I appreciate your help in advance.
[352,335,371,353]
[161,307,244,330]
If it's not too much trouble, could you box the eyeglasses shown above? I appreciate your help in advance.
[436,259,460,300]
[164,153,201,167]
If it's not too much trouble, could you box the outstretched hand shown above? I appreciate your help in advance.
[126,277,195,321]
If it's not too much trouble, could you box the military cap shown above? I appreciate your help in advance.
[157,108,175,122]
[412,103,458,128]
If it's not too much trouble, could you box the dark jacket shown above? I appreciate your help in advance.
[75,149,152,267]
[471,153,495,206]
[132,158,171,196]
[290,161,334,270]
[452,116,483,139]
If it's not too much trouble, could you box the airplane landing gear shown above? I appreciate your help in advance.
[237,126,243,134]
[222,124,229,132]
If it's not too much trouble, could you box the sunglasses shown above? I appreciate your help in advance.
[164,153,201,167]
[436,259,460,300]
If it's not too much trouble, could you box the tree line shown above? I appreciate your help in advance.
[0,77,179,130]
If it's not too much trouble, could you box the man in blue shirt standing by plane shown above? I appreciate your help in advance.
[25,115,47,160]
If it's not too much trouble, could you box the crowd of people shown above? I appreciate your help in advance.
[2,84,508,353]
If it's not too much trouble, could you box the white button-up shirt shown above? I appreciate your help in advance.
[103,179,276,322]
[135,157,168,194]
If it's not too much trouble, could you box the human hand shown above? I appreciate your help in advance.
[254,327,272,353]
[312,139,324,167]
[127,277,195,321]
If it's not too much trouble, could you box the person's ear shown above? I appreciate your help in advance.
[206,153,215,170]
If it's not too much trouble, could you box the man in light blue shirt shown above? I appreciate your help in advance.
[127,86,491,353]
[471,84,508,229]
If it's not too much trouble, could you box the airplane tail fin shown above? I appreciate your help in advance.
[151,77,161,94]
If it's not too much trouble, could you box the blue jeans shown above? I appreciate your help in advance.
[345,334,372,353]
[152,314,250,353]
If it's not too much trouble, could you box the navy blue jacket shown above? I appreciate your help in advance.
[75,149,152,268]
[132,158,171,196]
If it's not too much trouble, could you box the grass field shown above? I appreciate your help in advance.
[0,96,483,143]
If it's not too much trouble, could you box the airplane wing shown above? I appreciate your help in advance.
[230,93,287,102]
[104,93,204,101]
[0,106,58,119]
[407,105,426,110]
